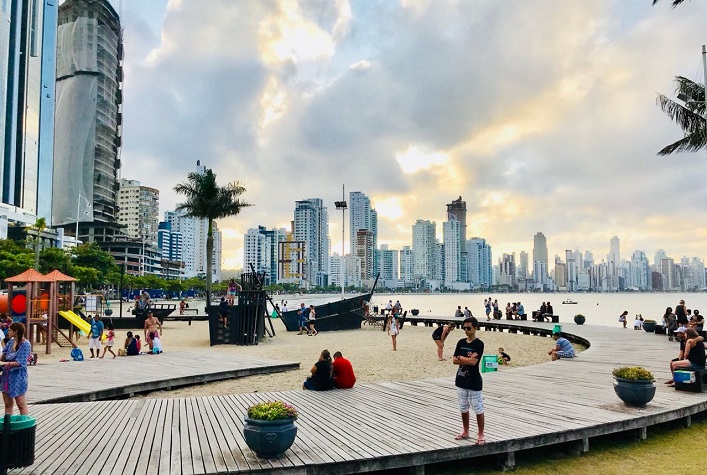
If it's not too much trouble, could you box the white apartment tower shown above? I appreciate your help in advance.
[294,198,330,287]
[117,179,159,245]
[349,191,377,278]
[443,220,461,284]
[412,220,437,281]
[399,246,415,287]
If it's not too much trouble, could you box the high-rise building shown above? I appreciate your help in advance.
[466,237,492,289]
[278,226,305,285]
[157,221,183,279]
[533,232,548,282]
[377,244,399,283]
[243,226,286,285]
[52,0,123,243]
[443,220,461,284]
[412,219,436,281]
[446,196,467,282]
[399,246,415,287]
[0,0,58,230]
[654,249,667,268]
[498,253,516,288]
[630,250,649,291]
[565,249,577,291]
[294,198,330,287]
[349,191,377,278]
[355,229,375,281]
[116,179,159,245]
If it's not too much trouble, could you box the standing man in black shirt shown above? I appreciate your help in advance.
[452,317,485,445]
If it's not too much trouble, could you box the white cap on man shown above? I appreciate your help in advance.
[674,326,687,334]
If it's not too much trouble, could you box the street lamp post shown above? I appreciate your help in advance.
[334,185,347,301]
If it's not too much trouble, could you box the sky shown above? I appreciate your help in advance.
[110,0,707,270]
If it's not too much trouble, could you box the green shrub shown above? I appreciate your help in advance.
[612,366,654,381]
[247,401,298,420]
[644,319,656,324]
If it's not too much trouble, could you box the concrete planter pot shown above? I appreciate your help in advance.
[243,417,297,458]
[613,378,656,407]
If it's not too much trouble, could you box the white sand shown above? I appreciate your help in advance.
[32,317,583,397]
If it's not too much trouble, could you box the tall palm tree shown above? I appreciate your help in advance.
[655,76,706,155]
[174,169,252,308]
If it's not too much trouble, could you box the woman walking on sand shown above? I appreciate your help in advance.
[308,305,318,336]
[387,312,400,351]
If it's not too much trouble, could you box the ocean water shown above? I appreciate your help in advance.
[283,292,707,329]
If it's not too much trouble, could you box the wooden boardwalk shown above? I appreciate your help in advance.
[26,352,300,404]
[12,322,707,474]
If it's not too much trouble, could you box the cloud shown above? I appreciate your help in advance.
[117,0,707,270]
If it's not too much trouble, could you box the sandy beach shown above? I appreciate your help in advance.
[32,315,584,398]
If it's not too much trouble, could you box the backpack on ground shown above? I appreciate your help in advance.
[70,348,84,361]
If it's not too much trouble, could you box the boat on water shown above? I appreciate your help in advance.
[281,276,379,332]
[562,299,578,305]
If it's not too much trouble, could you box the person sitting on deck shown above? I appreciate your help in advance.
[668,328,705,387]
[303,349,334,391]
[332,351,356,389]
[633,315,644,330]
[516,302,525,320]
[548,332,574,360]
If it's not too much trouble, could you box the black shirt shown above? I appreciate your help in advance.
[687,341,706,368]
[310,360,334,390]
[432,326,444,340]
[453,337,484,391]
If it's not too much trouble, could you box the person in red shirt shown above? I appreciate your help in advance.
[332,351,356,389]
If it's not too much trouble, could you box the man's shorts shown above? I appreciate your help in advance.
[555,351,574,359]
[457,388,484,415]
[89,337,101,349]
[687,362,705,371]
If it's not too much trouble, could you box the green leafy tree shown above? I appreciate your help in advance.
[69,266,101,289]
[183,277,206,292]
[656,76,706,155]
[72,243,118,278]
[0,240,33,281]
[38,247,71,274]
[174,169,252,308]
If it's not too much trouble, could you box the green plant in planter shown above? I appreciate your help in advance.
[612,366,654,381]
[574,314,585,319]
[643,319,656,324]
[247,401,298,420]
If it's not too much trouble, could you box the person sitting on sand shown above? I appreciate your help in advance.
[498,347,511,365]
[432,323,455,361]
[548,332,574,360]
[125,331,139,356]
[332,351,356,389]
[303,349,334,391]
[149,332,163,354]
[633,315,643,330]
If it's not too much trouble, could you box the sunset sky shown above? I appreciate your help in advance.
[111,0,707,269]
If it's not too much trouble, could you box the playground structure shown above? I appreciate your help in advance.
[0,269,109,354]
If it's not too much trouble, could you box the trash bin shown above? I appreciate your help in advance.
[0,414,36,470]
[552,324,562,334]
[481,354,498,373]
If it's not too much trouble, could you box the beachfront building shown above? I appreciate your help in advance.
[0,0,58,233]
[443,220,462,285]
[679,256,706,291]
[497,253,516,289]
[446,196,467,282]
[565,249,578,291]
[117,179,159,244]
[53,0,123,243]
[294,198,330,287]
[377,244,399,289]
[278,230,305,285]
[329,253,361,288]
[165,209,222,282]
[412,219,436,283]
[466,237,492,289]
[399,246,415,288]
[533,232,548,285]
[349,191,377,279]
[554,256,567,290]
[157,221,183,279]
[243,225,286,285]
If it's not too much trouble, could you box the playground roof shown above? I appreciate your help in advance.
[4,268,53,283]
[44,270,77,282]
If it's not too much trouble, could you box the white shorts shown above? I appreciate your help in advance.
[457,388,484,415]
[89,337,101,349]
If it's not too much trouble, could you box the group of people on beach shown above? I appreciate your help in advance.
[86,313,163,358]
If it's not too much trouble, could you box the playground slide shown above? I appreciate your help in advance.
[58,310,91,335]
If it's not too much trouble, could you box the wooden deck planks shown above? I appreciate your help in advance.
[11,322,707,475]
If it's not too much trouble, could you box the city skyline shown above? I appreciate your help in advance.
[107,1,707,268]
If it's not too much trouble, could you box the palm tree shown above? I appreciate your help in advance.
[174,169,252,308]
[26,217,47,270]
[655,76,706,155]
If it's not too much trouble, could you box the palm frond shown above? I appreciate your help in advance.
[652,0,692,8]
[656,76,707,156]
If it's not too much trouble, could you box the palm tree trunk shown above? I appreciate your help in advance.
[206,219,213,309]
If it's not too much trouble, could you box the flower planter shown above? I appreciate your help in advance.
[410,309,420,316]
[613,378,656,407]
[243,417,297,458]
[574,315,585,325]
[643,322,656,333]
